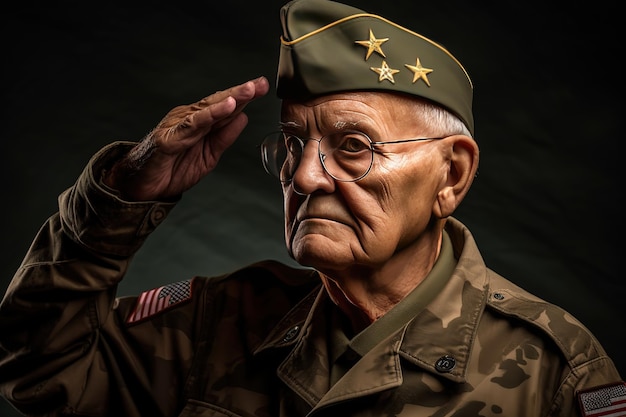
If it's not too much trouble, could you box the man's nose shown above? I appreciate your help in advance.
[290,140,335,195]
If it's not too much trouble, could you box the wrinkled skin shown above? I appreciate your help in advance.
[279,92,479,331]
[105,76,270,201]
[106,82,479,334]
[4,78,620,417]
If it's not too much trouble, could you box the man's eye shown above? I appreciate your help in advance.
[338,134,369,152]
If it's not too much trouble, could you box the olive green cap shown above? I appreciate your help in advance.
[276,0,474,135]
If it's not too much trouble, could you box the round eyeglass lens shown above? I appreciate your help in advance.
[261,131,374,182]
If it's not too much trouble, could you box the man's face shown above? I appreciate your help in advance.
[280,91,450,275]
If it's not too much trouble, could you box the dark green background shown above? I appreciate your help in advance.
[1,2,623,415]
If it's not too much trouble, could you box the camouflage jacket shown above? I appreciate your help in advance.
[0,143,623,417]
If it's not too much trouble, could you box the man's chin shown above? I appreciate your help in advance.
[289,235,350,270]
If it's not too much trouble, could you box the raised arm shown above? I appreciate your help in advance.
[0,77,269,416]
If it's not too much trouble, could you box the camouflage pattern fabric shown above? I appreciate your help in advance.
[0,142,622,416]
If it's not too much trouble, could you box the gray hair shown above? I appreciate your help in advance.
[412,98,473,138]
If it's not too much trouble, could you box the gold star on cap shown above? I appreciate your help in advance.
[405,57,433,86]
[355,29,389,60]
[371,60,400,83]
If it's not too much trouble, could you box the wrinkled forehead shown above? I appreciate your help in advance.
[280,90,430,114]
[279,91,432,134]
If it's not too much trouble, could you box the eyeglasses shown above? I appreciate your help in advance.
[260,130,444,182]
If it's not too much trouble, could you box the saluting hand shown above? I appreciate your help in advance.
[105,76,270,201]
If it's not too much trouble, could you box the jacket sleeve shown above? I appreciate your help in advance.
[0,142,191,416]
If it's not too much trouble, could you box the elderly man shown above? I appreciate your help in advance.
[0,0,622,416]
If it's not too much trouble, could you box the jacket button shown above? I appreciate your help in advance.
[435,355,456,373]
[150,207,167,226]
[282,325,300,343]
[493,292,505,300]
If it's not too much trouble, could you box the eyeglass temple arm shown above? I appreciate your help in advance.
[370,137,445,146]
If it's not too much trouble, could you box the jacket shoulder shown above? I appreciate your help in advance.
[120,260,319,327]
[194,259,320,323]
[484,270,609,369]
[203,259,320,295]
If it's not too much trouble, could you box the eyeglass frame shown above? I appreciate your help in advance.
[260,129,446,183]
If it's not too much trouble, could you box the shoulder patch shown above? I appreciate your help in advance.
[577,381,626,417]
[127,279,193,324]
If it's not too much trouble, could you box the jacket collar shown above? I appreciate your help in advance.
[255,217,490,406]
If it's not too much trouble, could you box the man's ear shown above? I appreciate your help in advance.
[433,135,479,218]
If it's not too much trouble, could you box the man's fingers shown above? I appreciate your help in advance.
[150,77,269,152]
[202,77,269,130]
[223,76,270,102]
[198,76,269,108]
[205,111,250,162]
[191,96,238,133]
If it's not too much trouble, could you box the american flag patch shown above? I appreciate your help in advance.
[126,279,193,324]
[578,382,626,417]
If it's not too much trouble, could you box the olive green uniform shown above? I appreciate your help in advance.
[0,142,622,416]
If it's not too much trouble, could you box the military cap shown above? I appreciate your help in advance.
[276,0,474,135]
